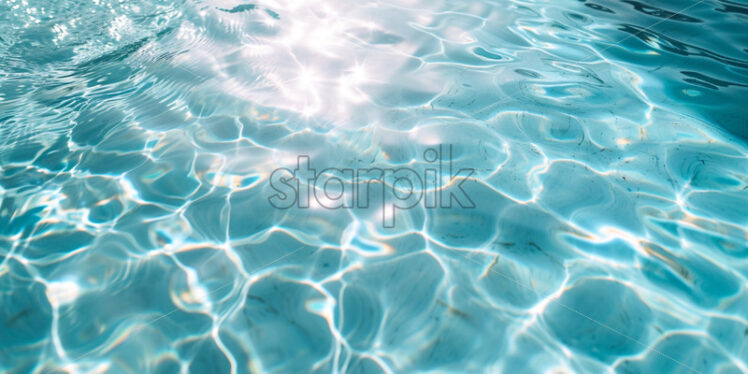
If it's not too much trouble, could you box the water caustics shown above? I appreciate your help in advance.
[0,0,747,373]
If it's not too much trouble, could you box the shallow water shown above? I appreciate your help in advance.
[1,0,747,373]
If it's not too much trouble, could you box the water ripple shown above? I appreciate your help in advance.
[0,0,747,373]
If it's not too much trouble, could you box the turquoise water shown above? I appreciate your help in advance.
[1,0,748,373]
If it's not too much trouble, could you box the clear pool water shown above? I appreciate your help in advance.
[1,0,747,373]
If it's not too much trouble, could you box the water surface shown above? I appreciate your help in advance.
[1,0,747,373]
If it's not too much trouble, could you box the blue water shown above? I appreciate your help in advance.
[1,0,747,373]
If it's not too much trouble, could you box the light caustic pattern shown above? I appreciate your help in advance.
[0,0,747,373]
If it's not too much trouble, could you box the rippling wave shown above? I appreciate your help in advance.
[1,0,747,373]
